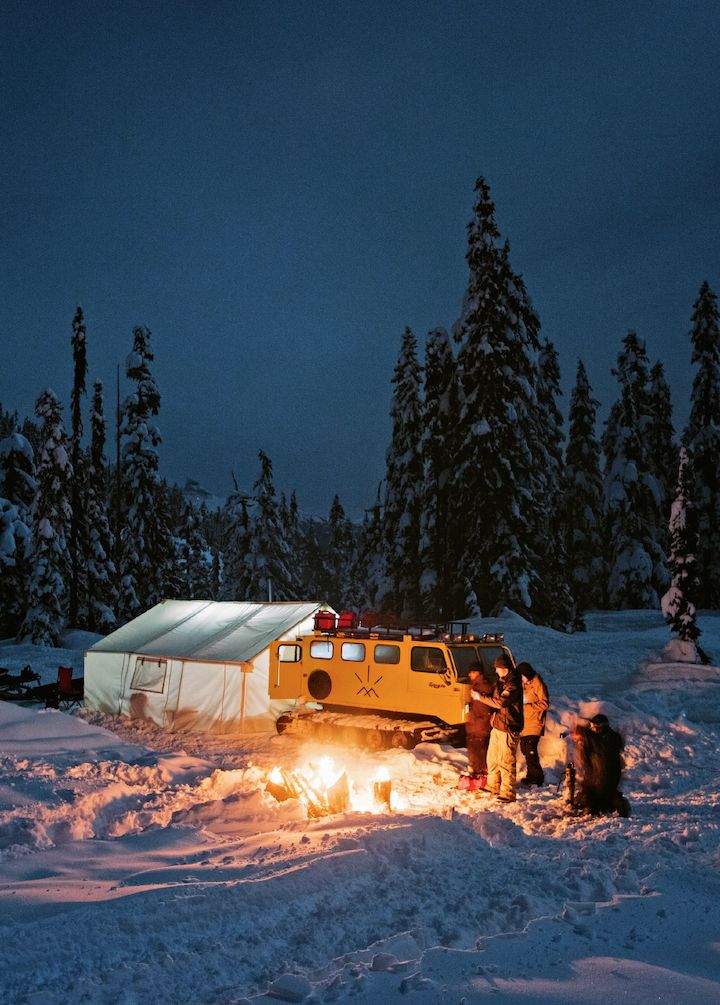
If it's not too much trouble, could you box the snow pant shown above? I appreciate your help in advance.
[519,734,544,785]
[467,732,491,777]
[487,728,518,800]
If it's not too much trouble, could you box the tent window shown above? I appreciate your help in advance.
[278,644,301,663]
[341,642,365,662]
[310,640,333,660]
[130,657,167,694]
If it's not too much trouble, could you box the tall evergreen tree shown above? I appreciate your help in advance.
[0,429,36,634]
[647,360,677,512]
[220,484,252,601]
[684,282,720,607]
[69,306,88,626]
[323,494,355,610]
[118,326,170,619]
[532,339,577,630]
[20,390,72,645]
[382,327,424,617]
[419,327,464,620]
[181,502,212,600]
[346,483,386,613]
[563,360,605,612]
[603,331,667,606]
[661,447,702,655]
[453,178,542,617]
[84,380,118,632]
[244,450,301,601]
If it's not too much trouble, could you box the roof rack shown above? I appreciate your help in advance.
[311,610,503,645]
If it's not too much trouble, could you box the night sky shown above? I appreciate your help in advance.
[2,1,719,517]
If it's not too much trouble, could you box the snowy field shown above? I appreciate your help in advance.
[0,610,719,1004]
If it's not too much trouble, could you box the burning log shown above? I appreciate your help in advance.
[373,767,392,810]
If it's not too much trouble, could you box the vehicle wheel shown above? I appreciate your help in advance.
[307,670,332,701]
[390,730,410,749]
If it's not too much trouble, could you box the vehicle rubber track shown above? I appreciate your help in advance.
[275,708,462,750]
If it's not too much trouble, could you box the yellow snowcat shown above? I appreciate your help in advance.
[268,610,514,749]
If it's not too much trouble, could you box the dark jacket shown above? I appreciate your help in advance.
[574,722,626,813]
[466,685,494,737]
[478,670,524,735]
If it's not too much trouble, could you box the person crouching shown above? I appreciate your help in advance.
[517,661,549,787]
[475,654,524,803]
[572,713,630,817]
[464,666,494,789]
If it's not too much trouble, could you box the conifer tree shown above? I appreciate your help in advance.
[661,447,702,655]
[382,327,424,618]
[0,429,36,634]
[244,451,301,601]
[69,306,88,626]
[84,380,118,632]
[419,327,464,620]
[118,326,170,619]
[220,484,252,601]
[563,360,605,612]
[20,390,72,645]
[532,339,577,630]
[323,494,355,610]
[453,178,542,617]
[346,484,386,613]
[181,503,212,600]
[647,361,677,512]
[684,282,720,607]
[603,331,667,606]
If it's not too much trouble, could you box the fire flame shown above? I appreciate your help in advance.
[266,757,398,817]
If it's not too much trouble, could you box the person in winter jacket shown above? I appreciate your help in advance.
[572,713,630,817]
[476,654,524,802]
[517,661,549,786]
[464,666,494,788]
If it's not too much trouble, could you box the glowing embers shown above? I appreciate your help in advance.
[265,757,396,818]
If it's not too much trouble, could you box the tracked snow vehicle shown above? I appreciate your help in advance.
[269,610,514,749]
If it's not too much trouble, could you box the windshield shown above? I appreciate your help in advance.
[450,645,504,684]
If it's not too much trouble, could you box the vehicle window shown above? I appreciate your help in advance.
[449,646,484,683]
[411,646,447,673]
[341,642,365,662]
[478,647,504,682]
[130,657,167,694]
[309,640,333,660]
[374,643,400,665]
[278,644,301,663]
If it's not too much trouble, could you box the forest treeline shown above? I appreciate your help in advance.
[1,178,716,645]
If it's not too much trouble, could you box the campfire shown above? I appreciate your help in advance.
[266,757,398,818]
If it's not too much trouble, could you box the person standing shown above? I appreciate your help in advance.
[463,666,494,789]
[517,661,550,786]
[476,654,524,802]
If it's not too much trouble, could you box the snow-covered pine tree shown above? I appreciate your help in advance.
[181,502,212,600]
[220,483,252,601]
[19,390,73,645]
[603,331,667,606]
[647,361,677,512]
[453,179,542,618]
[604,364,665,609]
[323,494,355,610]
[346,483,386,613]
[154,479,184,602]
[684,282,720,607]
[84,380,118,632]
[532,339,578,630]
[419,327,465,620]
[382,327,424,618]
[563,360,605,613]
[661,447,703,658]
[118,326,171,620]
[68,306,88,627]
[0,429,36,634]
[244,450,302,601]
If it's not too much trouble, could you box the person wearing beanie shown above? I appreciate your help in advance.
[463,665,495,789]
[516,661,550,786]
[571,713,630,816]
[475,653,524,802]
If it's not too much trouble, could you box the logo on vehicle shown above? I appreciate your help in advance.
[355,666,383,698]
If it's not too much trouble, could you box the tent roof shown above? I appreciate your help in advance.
[88,600,323,663]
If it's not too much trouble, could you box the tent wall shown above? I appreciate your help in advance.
[85,651,127,714]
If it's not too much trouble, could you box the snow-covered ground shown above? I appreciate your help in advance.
[0,610,719,1003]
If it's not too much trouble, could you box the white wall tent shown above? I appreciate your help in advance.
[84,600,324,733]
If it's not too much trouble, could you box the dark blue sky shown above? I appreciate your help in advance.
[2,1,719,517]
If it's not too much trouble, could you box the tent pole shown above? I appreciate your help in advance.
[240,667,247,733]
